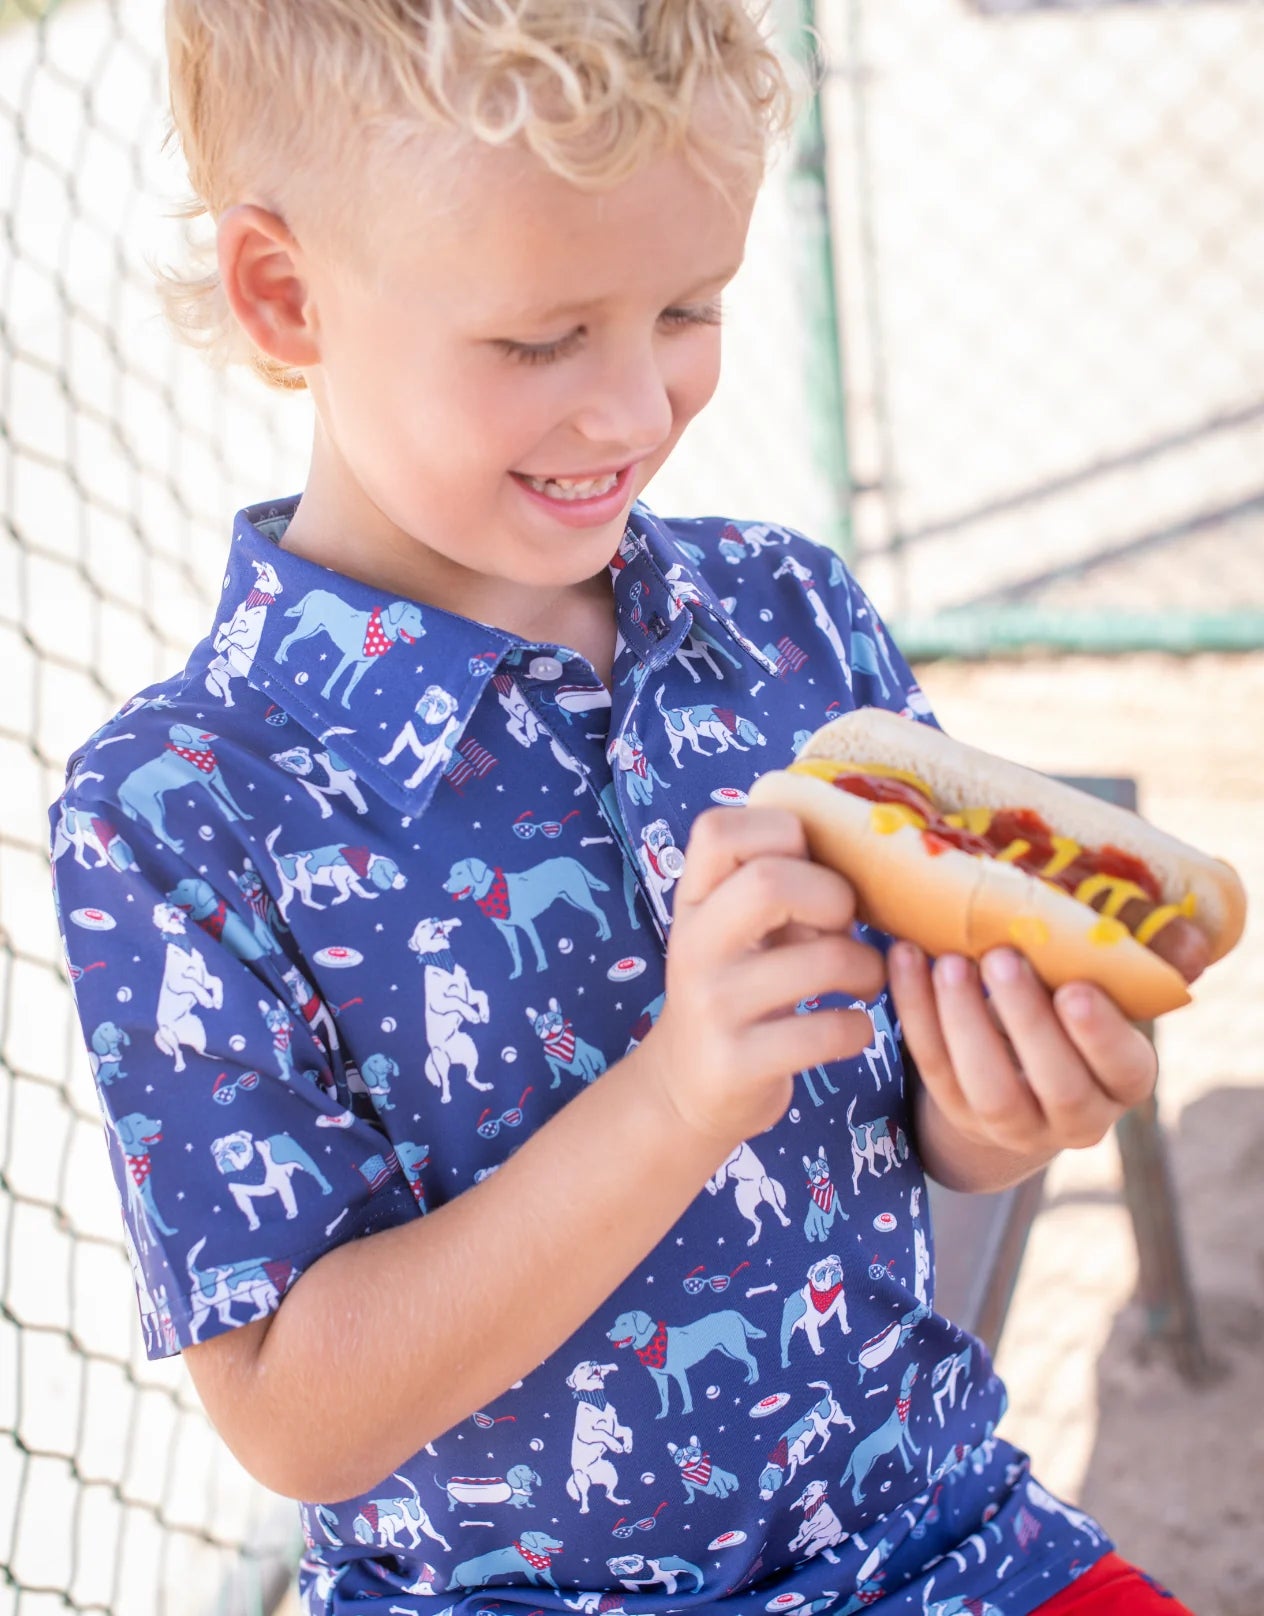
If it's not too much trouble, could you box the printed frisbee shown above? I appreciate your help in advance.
[765,1594,803,1611]
[70,907,115,931]
[873,1211,898,1233]
[710,786,748,806]
[748,1391,790,1418]
[314,945,363,969]
[708,1531,747,1552]
[606,956,646,983]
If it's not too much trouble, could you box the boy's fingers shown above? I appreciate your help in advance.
[745,1006,876,1082]
[675,806,808,908]
[977,951,1119,1147]
[724,933,885,1024]
[1052,983,1158,1111]
[693,855,859,956]
[919,951,1046,1143]
[889,942,969,1117]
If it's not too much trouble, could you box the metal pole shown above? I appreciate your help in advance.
[785,0,854,565]
[891,606,1264,661]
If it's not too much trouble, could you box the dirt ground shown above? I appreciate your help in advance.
[916,650,1264,1616]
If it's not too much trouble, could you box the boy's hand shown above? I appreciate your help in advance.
[889,941,1159,1181]
[641,806,885,1145]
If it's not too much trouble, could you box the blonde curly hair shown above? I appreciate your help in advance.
[160,0,800,390]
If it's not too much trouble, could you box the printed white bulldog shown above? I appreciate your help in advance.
[206,559,283,706]
[408,917,491,1102]
[381,684,463,791]
[565,1361,633,1513]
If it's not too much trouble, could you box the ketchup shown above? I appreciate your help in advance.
[829,774,1161,908]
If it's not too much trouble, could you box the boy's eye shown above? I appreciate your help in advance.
[495,300,723,367]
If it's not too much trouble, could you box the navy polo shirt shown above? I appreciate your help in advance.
[51,498,1110,1615]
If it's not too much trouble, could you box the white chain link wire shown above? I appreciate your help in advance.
[0,1,830,1610]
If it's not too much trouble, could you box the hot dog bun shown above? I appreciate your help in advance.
[748,709,1247,1021]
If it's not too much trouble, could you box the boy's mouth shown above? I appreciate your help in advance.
[517,469,623,502]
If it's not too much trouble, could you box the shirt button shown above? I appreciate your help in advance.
[528,655,563,681]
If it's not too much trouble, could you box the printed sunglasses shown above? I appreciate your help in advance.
[212,1069,260,1105]
[512,810,580,840]
[611,1502,667,1538]
[476,1087,534,1139]
[683,1260,751,1295]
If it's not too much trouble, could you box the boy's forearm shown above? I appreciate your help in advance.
[197,1041,738,1503]
[913,1075,1054,1194]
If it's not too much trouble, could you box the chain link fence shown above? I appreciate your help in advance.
[0,1,833,1610]
[821,0,1264,656]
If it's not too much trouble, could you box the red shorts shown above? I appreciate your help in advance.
[1031,1553,1195,1614]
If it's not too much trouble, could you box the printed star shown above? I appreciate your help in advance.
[497,784,505,792]
[185,1143,194,1153]
[374,689,383,697]
[318,653,328,661]
[145,1084,154,1094]
[376,923,384,932]
[126,893,134,902]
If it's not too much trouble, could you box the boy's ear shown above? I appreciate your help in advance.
[217,203,321,372]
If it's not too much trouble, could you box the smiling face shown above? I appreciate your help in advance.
[281,135,756,635]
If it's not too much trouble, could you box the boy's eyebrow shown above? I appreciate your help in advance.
[512,262,744,325]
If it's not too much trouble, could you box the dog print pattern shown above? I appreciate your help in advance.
[52,499,1110,1616]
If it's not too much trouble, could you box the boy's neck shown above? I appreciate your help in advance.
[280,480,618,692]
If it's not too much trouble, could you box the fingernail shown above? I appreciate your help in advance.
[984,949,1022,985]
[890,941,922,973]
[937,954,968,986]
[1059,986,1095,1023]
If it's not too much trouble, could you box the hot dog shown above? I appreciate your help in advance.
[747,709,1247,1020]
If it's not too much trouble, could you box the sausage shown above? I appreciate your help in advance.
[1116,904,1210,985]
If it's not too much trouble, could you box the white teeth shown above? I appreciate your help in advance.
[523,472,620,501]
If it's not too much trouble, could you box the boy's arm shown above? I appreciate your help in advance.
[185,806,886,1503]
[191,1042,736,1501]
[892,941,1159,1195]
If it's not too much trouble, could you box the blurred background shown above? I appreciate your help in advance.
[1,0,1260,1611]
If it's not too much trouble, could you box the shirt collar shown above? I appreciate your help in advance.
[213,496,776,819]
[621,504,780,677]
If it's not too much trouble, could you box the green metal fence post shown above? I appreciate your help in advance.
[784,0,854,565]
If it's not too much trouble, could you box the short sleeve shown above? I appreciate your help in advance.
[50,793,417,1359]
[822,549,939,726]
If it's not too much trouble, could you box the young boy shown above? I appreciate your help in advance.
[50,4,1197,1612]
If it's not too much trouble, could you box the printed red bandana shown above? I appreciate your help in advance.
[809,1279,844,1314]
[362,605,394,658]
[681,1454,713,1486]
[192,899,228,941]
[896,1395,911,1424]
[128,1152,152,1187]
[515,1541,554,1570]
[339,846,374,880]
[243,588,275,608]
[475,868,511,921]
[166,743,216,774]
[807,1178,834,1212]
[543,1023,575,1063]
[634,1320,669,1369]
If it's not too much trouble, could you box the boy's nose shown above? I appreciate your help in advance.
[570,348,675,459]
